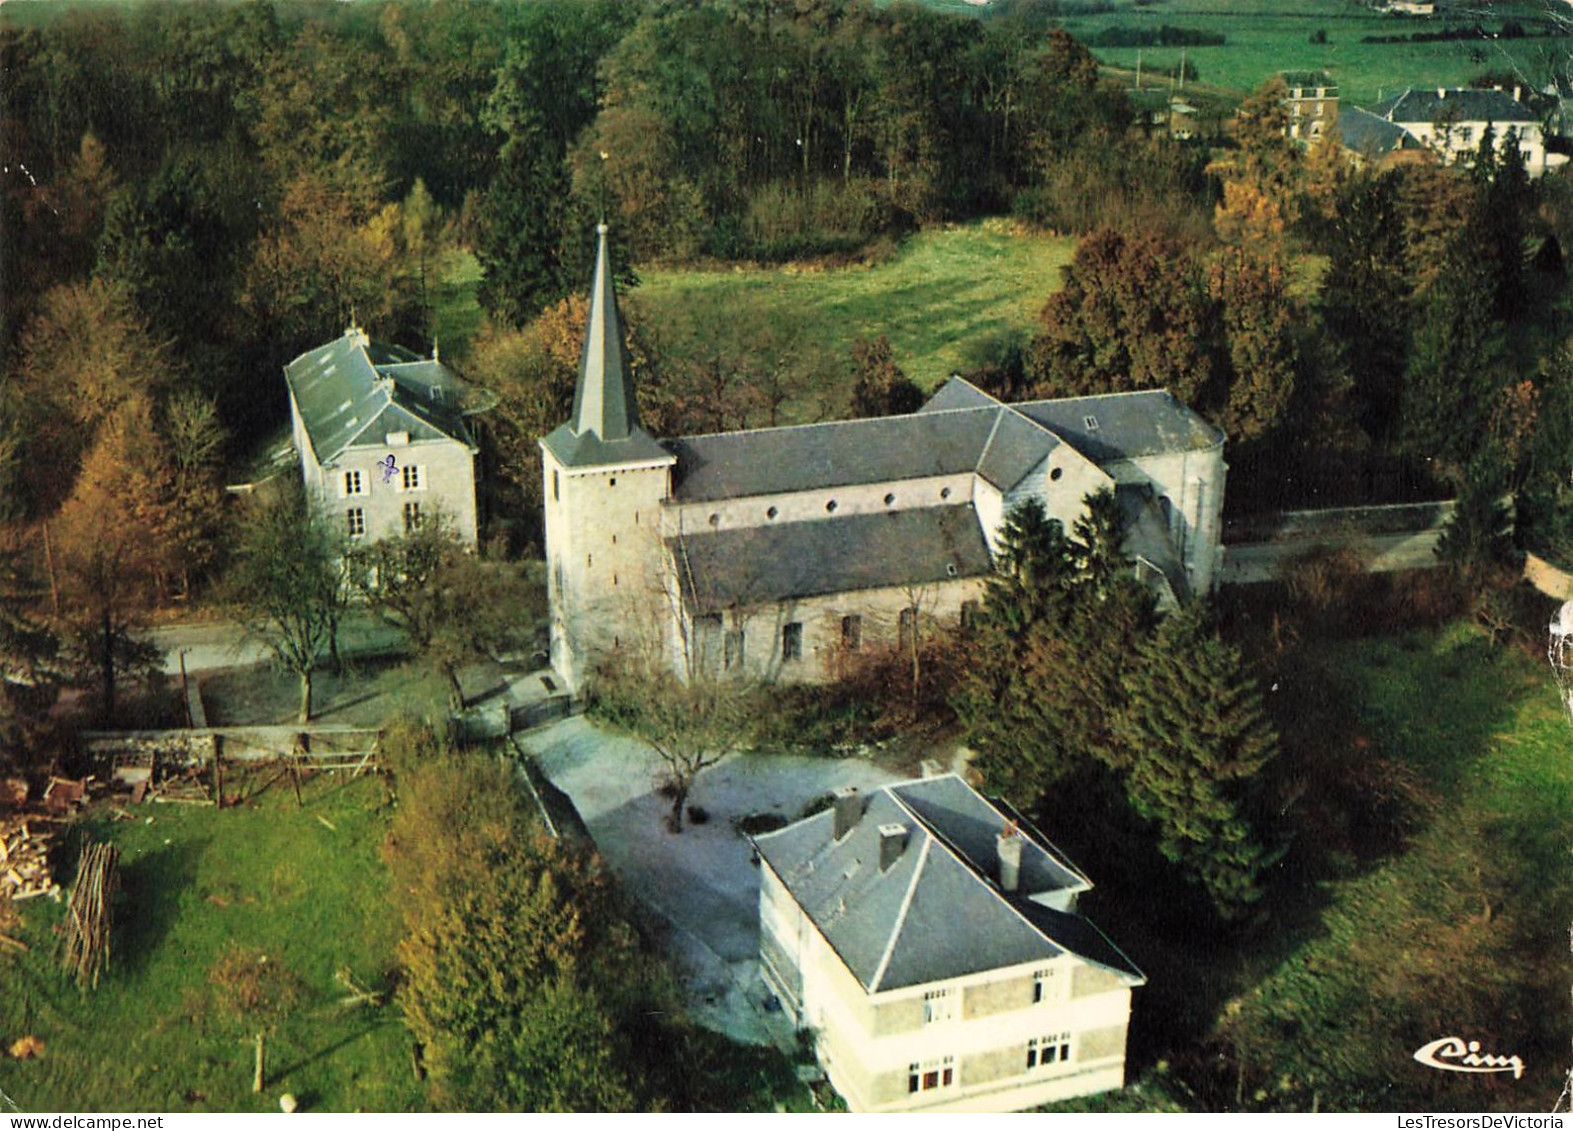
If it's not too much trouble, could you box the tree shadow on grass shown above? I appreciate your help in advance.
[115,837,207,978]
[268,1013,407,1084]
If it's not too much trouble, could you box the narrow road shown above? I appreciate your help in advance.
[1221,530,1443,586]
[144,613,407,674]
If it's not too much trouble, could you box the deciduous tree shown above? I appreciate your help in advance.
[224,482,350,724]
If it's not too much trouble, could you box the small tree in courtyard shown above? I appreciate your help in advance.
[225,482,351,724]
[352,510,540,710]
[591,660,759,833]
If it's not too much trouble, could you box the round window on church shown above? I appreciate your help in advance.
[884,493,895,506]
[1050,467,1063,482]
[709,513,720,526]
[826,500,838,513]
[767,506,779,520]
[940,487,952,500]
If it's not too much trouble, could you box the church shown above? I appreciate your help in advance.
[542,226,1227,694]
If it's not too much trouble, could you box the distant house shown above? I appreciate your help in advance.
[1370,87,1551,173]
[1280,70,1339,142]
[283,328,482,546]
[754,775,1145,1113]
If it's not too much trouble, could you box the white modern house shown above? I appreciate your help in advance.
[1370,87,1552,173]
[754,775,1145,1113]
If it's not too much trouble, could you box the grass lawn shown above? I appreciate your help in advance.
[437,220,1076,406]
[1062,0,1573,103]
[632,220,1078,394]
[1076,616,1573,1112]
[0,775,420,1113]
[200,656,452,728]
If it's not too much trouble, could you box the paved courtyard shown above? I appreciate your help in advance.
[524,716,899,1047]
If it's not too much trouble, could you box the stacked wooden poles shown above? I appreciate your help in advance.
[62,841,118,989]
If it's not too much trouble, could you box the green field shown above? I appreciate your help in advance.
[632,220,1077,394]
[1061,0,1573,103]
[0,776,420,1113]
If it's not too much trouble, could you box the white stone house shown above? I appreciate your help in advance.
[542,227,1227,694]
[1370,87,1551,173]
[283,329,481,547]
[754,774,1145,1113]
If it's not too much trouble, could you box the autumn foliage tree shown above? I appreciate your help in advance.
[1030,226,1221,409]
[386,734,650,1110]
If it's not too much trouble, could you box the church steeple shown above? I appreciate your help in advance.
[570,224,641,442]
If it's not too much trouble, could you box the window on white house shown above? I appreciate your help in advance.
[343,470,364,496]
[724,628,745,670]
[347,508,365,539]
[898,606,918,652]
[781,622,802,662]
[841,614,862,651]
[403,501,421,533]
[922,988,956,1025]
[402,464,423,491]
[960,600,980,633]
[1033,966,1065,1004]
[553,471,560,502]
[908,1056,956,1093]
[1026,1033,1072,1071]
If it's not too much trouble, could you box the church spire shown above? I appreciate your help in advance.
[570,223,641,442]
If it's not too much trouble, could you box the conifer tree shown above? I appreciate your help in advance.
[1119,607,1280,918]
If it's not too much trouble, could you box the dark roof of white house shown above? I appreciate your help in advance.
[671,505,992,610]
[284,331,477,464]
[1338,105,1426,156]
[755,774,1145,993]
[1372,87,1538,125]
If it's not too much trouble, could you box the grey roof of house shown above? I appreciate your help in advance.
[544,224,667,470]
[1372,87,1538,126]
[671,505,992,610]
[667,406,1056,503]
[1338,105,1423,156]
[283,332,476,464]
[1013,389,1224,463]
[754,774,1145,993]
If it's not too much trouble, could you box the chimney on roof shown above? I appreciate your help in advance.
[1514,86,1523,102]
[878,823,908,872]
[1438,87,1446,100]
[997,824,1023,893]
[831,786,860,841]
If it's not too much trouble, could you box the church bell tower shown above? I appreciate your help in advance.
[539,225,675,693]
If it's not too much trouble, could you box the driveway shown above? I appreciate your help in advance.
[524,716,898,1047]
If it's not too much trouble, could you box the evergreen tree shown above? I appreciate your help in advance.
[475,141,576,329]
[0,542,62,779]
[849,336,923,417]
[1402,235,1501,478]
[1435,453,1515,590]
[1120,606,1280,918]
[1319,172,1410,442]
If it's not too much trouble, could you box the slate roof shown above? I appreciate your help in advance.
[671,505,992,609]
[1012,388,1224,463]
[1338,105,1425,157]
[543,224,672,471]
[284,331,477,464]
[1372,87,1538,126]
[667,406,1055,503]
[754,774,1145,993]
